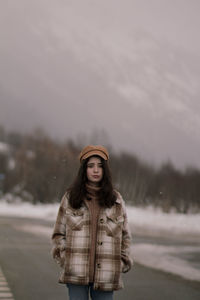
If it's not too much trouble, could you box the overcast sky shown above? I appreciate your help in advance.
[0,0,200,169]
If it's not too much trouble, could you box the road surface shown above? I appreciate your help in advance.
[0,216,200,300]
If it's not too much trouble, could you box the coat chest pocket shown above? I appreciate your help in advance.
[105,214,124,237]
[66,210,85,231]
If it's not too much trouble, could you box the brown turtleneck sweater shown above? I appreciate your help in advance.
[85,183,101,282]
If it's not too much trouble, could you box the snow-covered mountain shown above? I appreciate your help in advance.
[0,0,200,168]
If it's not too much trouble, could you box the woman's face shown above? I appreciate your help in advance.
[86,156,103,185]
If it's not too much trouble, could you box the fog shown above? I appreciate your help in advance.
[0,0,200,169]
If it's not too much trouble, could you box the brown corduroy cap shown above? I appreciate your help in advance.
[79,145,109,162]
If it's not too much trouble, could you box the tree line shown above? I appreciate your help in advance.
[0,125,199,213]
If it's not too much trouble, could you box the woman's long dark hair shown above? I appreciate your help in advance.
[67,156,117,209]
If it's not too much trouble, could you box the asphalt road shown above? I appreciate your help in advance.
[0,216,200,300]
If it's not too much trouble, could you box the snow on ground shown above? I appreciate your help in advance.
[0,198,59,220]
[131,244,200,282]
[127,205,200,240]
[0,197,200,239]
[1,196,200,282]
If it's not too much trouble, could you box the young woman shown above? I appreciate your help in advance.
[52,145,133,300]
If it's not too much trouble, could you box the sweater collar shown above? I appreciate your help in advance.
[85,182,101,200]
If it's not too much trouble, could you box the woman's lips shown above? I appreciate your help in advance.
[93,175,100,178]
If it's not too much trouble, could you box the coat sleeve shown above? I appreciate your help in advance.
[51,193,68,265]
[120,197,133,273]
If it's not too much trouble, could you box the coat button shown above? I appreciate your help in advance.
[100,218,104,223]
[97,263,101,268]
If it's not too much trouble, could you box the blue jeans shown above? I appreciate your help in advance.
[67,283,114,300]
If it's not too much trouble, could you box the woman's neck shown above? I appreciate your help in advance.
[87,181,100,187]
[85,181,101,199]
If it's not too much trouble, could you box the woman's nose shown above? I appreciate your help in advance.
[94,165,98,172]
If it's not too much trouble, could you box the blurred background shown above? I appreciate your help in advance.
[0,0,200,212]
[0,1,200,299]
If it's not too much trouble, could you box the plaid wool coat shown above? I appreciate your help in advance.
[52,191,133,291]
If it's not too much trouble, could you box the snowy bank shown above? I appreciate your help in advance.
[0,198,59,220]
[0,198,200,240]
[127,205,200,241]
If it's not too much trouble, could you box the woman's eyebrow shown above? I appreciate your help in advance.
[87,162,102,166]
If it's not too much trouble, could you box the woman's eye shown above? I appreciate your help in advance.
[87,163,102,168]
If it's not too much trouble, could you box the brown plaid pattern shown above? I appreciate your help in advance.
[52,192,133,291]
